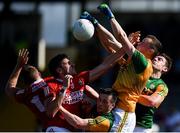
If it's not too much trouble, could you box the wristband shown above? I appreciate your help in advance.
[58,86,67,96]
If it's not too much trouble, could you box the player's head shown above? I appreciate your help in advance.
[152,53,172,74]
[96,88,118,114]
[21,65,41,85]
[136,35,162,59]
[48,54,76,78]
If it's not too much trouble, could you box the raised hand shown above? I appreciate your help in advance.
[16,49,29,68]
[80,11,99,26]
[63,74,73,88]
[128,31,141,46]
[97,3,114,19]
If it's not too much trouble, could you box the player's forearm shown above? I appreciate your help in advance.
[45,97,59,118]
[85,85,99,100]
[111,18,127,44]
[110,18,135,57]
[5,65,22,98]
[89,50,124,81]
[45,87,67,118]
[138,95,157,107]
[7,65,22,87]
[59,106,88,129]
[96,23,122,53]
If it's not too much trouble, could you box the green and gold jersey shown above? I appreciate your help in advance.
[136,77,168,128]
[113,50,153,112]
[87,112,114,132]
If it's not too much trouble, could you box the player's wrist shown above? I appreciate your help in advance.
[58,86,68,96]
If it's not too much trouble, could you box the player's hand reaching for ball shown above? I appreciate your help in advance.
[16,49,29,68]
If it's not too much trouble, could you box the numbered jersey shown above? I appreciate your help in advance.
[15,79,53,127]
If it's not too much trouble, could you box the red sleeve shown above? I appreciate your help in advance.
[78,71,90,84]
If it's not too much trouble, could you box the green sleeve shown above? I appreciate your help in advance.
[132,50,148,74]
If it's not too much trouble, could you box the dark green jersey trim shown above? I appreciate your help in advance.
[101,112,114,131]
[132,50,148,74]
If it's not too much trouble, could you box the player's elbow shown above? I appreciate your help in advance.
[5,86,14,99]
[74,123,81,128]
[74,122,86,129]
[72,117,87,129]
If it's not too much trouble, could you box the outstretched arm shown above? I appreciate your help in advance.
[5,49,29,99]
[89,49,125,82]
[59,105,90,130]
[110,18,136,57]
[80,10,140,55]
[96,23,122,53]
[98,4,137,57]
[84,85,99,100]
[56,85,91,130]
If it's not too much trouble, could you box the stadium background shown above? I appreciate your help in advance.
[0,0,180,131]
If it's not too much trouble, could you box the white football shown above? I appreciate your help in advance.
[73,19,94,41]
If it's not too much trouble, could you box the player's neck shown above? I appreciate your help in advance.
[151,71,161,79]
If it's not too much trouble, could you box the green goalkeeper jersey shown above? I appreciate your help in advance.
[135,77,168,128]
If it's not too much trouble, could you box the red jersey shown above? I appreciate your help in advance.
[15,79,53,128]
[44,71,89,131]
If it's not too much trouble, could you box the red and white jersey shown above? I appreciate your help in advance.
[44,71,90,130]
[15,78,53,127]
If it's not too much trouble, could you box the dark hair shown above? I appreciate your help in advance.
[21,65,39,85]
[48,54,69,77]
[160,53,173,73]
[146,35,162,58]
[98,88,118,104]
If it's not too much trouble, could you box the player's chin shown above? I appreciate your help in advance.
[69,69,77,75]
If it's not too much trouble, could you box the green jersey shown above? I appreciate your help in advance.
[88,112,114,132]
[136,77,168,128]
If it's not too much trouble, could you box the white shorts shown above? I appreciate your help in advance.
[133,126,152,133]
[46,126,70,132]
[110,108,136,132]
[134,123,160,133]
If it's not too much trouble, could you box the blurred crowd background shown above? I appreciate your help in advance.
[0,0,180,131]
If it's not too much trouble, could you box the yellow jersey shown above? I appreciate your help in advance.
[87,112,114,132]
[113,50,153,112]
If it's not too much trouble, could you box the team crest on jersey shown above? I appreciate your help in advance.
[150,84,155,89]
[78,79,83,86]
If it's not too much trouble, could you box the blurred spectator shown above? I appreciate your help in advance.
[174,53,180,73]
[151,123,160,132]
[165,107,180,132]
[154,109,167,131]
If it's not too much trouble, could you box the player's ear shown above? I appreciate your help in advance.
[111,102,116,109]
[162,66,168,73]
[56,67,63,74]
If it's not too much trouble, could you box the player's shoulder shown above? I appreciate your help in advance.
[77,71,89,77]
[44,76,55,82]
